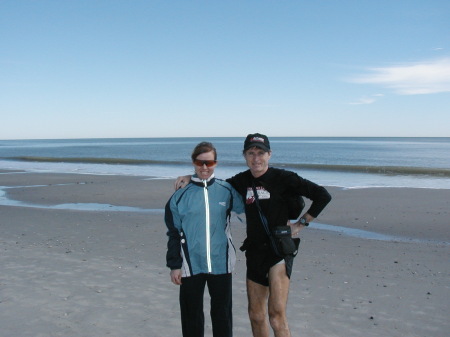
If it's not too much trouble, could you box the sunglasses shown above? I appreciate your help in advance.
[194,159,217,167]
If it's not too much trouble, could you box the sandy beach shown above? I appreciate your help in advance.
[1,171,449,337]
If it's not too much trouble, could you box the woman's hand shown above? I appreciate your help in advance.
[170,269,182,285]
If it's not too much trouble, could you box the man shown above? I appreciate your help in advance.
[176,133,331,336]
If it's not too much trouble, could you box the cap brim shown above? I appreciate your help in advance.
[244,143,270,152]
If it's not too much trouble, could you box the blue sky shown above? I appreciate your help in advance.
[1,0,449,139]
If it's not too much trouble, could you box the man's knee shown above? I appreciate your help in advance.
[248,306,266,325]
[268,310,289,332]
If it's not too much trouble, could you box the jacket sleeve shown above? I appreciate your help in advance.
[230,186,245,215]
[288,172,332,218]
[164,196,183,270]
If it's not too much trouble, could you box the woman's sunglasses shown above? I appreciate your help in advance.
[194,159,217,167]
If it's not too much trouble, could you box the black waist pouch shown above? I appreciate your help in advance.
[272,226,300,256]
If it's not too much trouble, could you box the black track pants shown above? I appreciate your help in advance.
[179,273,232,337]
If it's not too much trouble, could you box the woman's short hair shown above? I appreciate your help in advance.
[191,142,217,161]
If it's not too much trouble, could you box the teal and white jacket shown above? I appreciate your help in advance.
[165,174,245,277]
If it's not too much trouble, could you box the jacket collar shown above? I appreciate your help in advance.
[191,173,215,187]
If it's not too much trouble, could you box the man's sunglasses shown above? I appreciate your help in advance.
[194,159,217,167]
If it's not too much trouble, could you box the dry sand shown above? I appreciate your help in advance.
[0,171,449,337]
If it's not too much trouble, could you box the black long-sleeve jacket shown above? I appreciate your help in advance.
[227,167,331,248]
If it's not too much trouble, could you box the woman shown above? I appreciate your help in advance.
[165,141,245,337]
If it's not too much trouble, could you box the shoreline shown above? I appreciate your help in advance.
[2,161,450,190]
[1,171,449,243]
[1,171,449,336]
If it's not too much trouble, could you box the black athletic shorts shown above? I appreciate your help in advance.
[245,249,295,286]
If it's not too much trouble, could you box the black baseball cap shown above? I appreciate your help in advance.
[243,133,270,152]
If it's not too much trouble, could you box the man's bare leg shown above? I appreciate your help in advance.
[268,263,291,337]
[247,278,270,337]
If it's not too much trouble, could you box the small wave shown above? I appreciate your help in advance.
[4,156,450,177]
[5,156,187,166]
[274,163,450,177]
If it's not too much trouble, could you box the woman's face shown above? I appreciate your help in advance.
[193,150,217,180]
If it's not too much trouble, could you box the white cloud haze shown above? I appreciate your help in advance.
[351,58,450,95]
[349,94,384,105]
[349,97,376,105]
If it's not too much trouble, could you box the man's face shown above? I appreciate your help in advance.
[244,147,271,177]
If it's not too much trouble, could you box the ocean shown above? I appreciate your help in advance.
[0,137,449,189]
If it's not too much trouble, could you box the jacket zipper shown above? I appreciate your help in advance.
[203,180,212,273]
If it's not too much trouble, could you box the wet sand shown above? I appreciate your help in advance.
[1,171,449,336]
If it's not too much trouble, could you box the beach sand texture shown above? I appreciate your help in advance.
[1,171,449,337]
